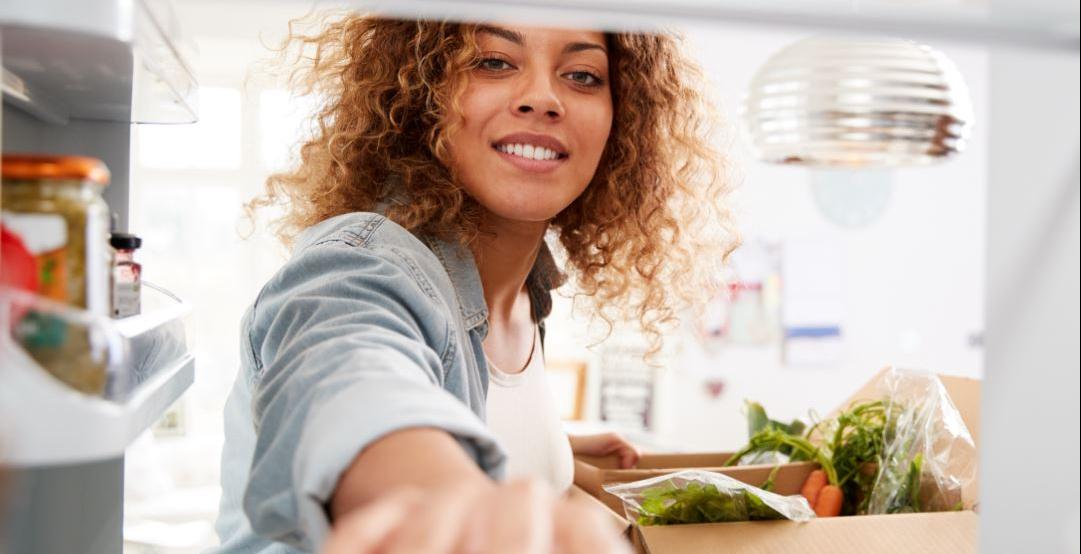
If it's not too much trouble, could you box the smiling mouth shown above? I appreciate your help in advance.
[491,142,569,161]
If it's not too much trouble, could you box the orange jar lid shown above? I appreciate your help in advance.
[1,154,110,186]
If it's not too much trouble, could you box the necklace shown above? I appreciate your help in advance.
[484,322,539,375]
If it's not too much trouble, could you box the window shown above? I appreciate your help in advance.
[259,89,319,170]
[138,87,243,170]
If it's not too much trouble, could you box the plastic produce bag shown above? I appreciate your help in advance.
[736,401,804,466]
[603,469,816,526]
[865,368,978,514]
[736,450,791,466]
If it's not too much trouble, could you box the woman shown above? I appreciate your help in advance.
[215,15,735,554]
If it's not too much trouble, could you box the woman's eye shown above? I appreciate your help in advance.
[477,58,513,71]
[566,71,603,87]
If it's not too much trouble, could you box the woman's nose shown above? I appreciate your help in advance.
[514,74,564,121]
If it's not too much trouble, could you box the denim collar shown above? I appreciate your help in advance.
[422,235,490,335]
[372,194,493,335]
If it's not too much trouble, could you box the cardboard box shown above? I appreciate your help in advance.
[833,371,981,445]
[575,369,981,554]
[633,511,978,554]
[567,484,633,542]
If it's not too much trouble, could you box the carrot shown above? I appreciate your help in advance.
[800,469,828,507]
[814,485,844,517]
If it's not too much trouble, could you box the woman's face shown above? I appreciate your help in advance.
[448,25,614,224]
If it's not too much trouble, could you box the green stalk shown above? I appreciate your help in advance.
[725,428,838,486]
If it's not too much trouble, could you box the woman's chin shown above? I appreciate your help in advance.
[481,200,567,225]
[461,178,583,225]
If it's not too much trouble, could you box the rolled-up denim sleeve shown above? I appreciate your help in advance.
[242,240,504,550]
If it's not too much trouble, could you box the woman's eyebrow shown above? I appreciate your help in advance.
[478,25,523,45]
[476,26,607,57]
[564,41,607,56]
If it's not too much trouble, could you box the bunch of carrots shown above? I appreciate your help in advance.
[725,400,891,518]
[800,470,843,517]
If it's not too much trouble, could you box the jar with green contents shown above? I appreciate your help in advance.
[2,154,112,395]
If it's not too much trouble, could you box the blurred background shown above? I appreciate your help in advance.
[111,2,987,551]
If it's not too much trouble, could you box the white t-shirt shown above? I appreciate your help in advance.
[484,326,575,493]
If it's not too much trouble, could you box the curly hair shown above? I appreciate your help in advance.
[251,13,739,355]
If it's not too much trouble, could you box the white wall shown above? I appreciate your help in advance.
[545,23,989,451]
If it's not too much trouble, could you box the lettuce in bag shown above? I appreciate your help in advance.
[603,469,815,526]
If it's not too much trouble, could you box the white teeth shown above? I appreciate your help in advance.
[496,143,563,161]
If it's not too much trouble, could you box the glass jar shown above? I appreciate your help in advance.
[2,154,111,312]
[2,154,112,395]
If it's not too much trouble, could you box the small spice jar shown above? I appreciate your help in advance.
[109,232,143,318]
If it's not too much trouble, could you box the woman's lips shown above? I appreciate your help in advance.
[492,146,566,174]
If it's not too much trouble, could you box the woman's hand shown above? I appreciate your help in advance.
[569,432,641,469]
[323,479,630,554]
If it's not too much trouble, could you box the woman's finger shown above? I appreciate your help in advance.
[618,444,641,469]
[322,488,420,554]
[599,434,640,469]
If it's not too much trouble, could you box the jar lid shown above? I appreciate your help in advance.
[2,154,110,186]
[110,233,142,250]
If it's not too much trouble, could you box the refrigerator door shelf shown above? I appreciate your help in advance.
[0,0,197,125]
[0,282,194,467]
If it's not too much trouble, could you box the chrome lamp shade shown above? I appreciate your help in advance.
[744,37,974,168]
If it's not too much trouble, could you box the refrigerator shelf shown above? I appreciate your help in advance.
[0,282,194,466]
[0,0,197,124]
[360,0,1078,52]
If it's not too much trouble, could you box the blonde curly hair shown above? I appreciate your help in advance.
[250,14,739,355]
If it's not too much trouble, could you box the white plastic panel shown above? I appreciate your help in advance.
[0,0,197,124]
[0,283,195,466]
[351,0,1077,51]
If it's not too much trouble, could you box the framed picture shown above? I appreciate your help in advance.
[545,359,588,421]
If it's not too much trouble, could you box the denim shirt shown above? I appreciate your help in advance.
[214,212,522,553]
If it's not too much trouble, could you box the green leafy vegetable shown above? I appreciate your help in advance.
[728,398,932,516]
[724,427,838,487]
[634,481,786,526]
[814,400,891,514]
[744,401,807,457]
[759,464,782,493]
[876,452,926,514]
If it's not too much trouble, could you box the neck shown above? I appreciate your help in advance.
[472,212,547,327]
